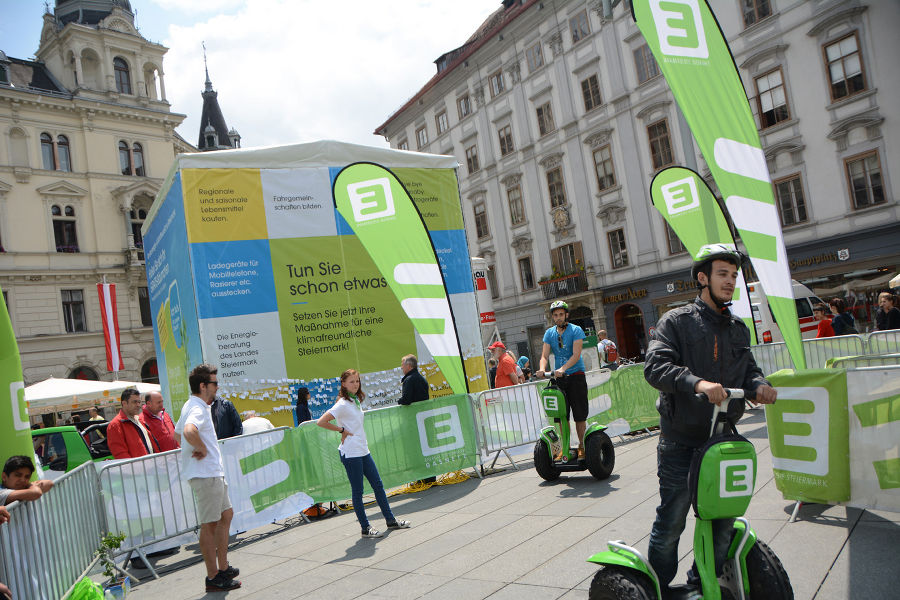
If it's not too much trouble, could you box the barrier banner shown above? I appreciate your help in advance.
[846,369,900,511]
[0,284,32,465]
[587,364,660,436]
[632,0,804,370]
[766,369,850,503]
[239,393,478,504]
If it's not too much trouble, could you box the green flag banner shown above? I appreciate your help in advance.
[650,167,755,343]
[766,369,849,503]
[0,285,33,467]
[333,162,468,394]
[633,0,803,368]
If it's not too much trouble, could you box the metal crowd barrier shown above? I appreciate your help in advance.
[750,331,900,374]
[0,461,105,600]
[96,449,197,581]
[471,380,547,470]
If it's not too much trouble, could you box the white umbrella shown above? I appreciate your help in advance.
[890,273,900,289]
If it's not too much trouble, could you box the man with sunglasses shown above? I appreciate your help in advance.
[175,364,241,592]
[536,300,587,458]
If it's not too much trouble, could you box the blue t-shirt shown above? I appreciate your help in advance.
[543,323,586,374]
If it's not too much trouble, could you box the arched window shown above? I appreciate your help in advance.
[57,135,71,171]
[68,366,98,380]
[140,359,159,383]
[41,133,56,170]
[113,57,131,94]
[132,143,144,176]
[130,207,146,248]
[52,204,79,252]
[118,140,131,175]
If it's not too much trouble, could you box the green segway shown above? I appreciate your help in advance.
[533,374,615,482]
[586,389,792,600]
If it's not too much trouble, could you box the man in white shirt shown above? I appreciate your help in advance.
[175,364,241,593]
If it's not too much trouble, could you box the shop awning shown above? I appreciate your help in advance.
[813,271,896,297]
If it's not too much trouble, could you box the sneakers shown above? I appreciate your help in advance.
[386,519,411,529]
[205,572,241,592]
[218,565,239,579]
[361,527,384,538]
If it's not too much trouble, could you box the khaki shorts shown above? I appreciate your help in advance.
[189,476,232,524]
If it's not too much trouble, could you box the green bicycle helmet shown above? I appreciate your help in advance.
[690,243,744,281]
[549,300,569,312]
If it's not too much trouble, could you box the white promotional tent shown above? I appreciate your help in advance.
[24,378,160,414]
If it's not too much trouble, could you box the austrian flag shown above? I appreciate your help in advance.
[97,282,123,372]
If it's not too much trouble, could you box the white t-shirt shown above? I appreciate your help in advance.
[329,396,369,458]
[174,395,224,480]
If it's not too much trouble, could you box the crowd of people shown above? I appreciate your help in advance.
[813,291,899,338]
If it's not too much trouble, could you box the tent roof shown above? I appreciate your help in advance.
[24,378,160,411]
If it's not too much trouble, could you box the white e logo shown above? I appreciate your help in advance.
[661,176,700,215]
[417,406,465,457]
[346,177,395,222]
[720,459,754,497]
[649,0,709,59]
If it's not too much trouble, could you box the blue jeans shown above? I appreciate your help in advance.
[339,452,395,531]
[648,438,734,588]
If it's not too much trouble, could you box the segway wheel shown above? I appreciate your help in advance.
[585,431,615,480]
[533,439,560,482]
[745,539,793,600]
[589,565,655,600]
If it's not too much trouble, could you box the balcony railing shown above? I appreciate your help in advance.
[538,271,588,300]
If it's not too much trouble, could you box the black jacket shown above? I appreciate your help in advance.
[211,396,243,439]
[875,306,900,331]
[295,401,312,424]
[399,368,429,405]
[644,298,768,447]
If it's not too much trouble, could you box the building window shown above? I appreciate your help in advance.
[416,126,428,149]
[519,257,535,290]
[556,243,578,274]
[132,143,144,176]
[845,151,884,210]
[824,33,866,101]
[489,70,505,98]
[755,69,789,128]
[774,175,808,226]
[138,287,153,326]
[398,139,408,151]
[41,133,55,170]
[435,111,449,135]
[546,166,566,208]
[0,65,8,84]
[457,94,471,119]
[498,125,514,156]
[581,75,602,112]
[141,359,159,383]
[68,366,99,380]
[592,144,616,191]
[634,44,660,84]
[741,0,771,27]
[664,222,686,255]
[130,208,147,248]
[526,42,543,72]
[474,202,489,239]
[569,10,590,43]
[465,145,480,174]
[536,102,555,136]
[507,184,525,226]
[113,57,131,94]
[57,135,71,171]
[52,205,79,253]
[61,289,87,333]
[648,119,674,170]
[607,229,629,269]
[487,265,499,299]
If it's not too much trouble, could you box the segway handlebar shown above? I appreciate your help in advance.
[694,389,756,438]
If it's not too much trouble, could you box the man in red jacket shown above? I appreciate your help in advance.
[139,391,180,452]
[107,388,160,459]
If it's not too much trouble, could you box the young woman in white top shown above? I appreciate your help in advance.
[317,368,411,538]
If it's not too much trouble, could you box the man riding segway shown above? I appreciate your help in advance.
[537,300,588,460]
[643,244,777,599]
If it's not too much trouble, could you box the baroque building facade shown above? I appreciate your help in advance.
[375,0,899,362]
[0,0,193,388]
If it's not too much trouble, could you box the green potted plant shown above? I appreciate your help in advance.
[96,532,130,598]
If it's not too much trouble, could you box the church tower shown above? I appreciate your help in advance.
[197,46,240,151]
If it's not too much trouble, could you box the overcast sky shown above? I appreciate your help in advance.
[1,0,500,148]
